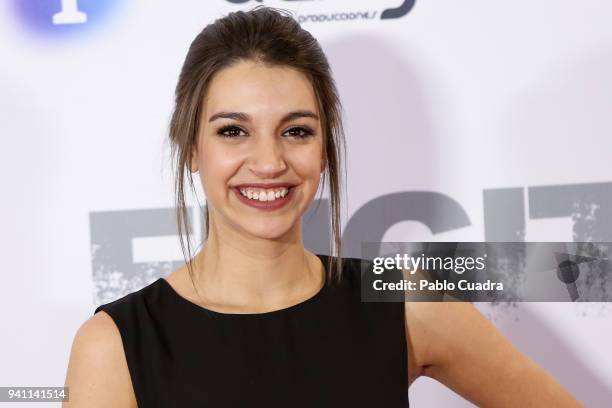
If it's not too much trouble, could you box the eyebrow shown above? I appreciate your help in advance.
[208,110,319,123]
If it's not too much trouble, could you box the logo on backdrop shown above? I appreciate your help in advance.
[11,0,121,37]
[226,0,416,22]
[90,181,612,304]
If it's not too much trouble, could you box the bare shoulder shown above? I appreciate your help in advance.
[63,311,137,408]
[404,301,582,407]
[404,301,485,377]
[403,301,463,385]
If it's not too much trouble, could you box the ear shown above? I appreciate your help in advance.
[189,147,199,173]
[320,155,327,173]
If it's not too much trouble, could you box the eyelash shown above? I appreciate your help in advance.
[216,125,314,139]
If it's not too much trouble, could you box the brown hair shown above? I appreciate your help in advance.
[167,5,346,287]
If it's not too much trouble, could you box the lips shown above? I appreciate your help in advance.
[233,182,296,189]
[231,184,296,210]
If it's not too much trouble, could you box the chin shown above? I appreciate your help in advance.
[240,219,297,241]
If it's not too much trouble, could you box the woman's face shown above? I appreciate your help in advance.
[192,59,325,241]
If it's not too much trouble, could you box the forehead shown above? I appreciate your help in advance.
[203,60,318,117]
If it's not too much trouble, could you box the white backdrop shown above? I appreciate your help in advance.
[2,0,611,406]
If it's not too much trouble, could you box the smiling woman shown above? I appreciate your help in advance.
[189,60,327,246]
[63,5,582,408]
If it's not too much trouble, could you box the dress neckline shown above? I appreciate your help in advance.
[158,253,330,318]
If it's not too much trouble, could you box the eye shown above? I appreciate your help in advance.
[216,125,246,138]
[284,126,314,138]
[216,125,315,139]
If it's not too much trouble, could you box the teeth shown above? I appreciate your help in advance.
[238,187,290,202]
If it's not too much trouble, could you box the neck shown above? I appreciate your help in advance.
[190,218,323,312]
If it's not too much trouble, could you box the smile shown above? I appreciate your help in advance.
[240,186,289,201]
[232,186,295,210]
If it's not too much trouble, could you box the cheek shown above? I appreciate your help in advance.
[198,142,243,191]
[288,144,324,180]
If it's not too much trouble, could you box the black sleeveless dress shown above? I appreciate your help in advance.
[94,254,409,407]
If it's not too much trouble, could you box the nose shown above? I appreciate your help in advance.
[247,135,287,178]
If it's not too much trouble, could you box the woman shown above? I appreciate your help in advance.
[64,6,581,407]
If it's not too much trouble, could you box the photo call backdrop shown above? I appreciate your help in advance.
[2,1,611,406]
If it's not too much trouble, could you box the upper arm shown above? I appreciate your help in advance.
[404,301,583,407]
[63,311,137,408]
